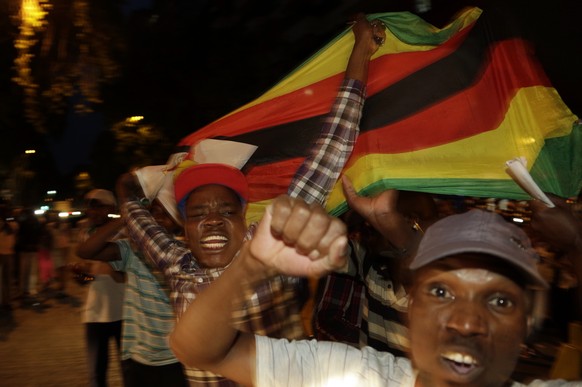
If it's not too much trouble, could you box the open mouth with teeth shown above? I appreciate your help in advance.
[441,351,479,375]
[200,235,228,250]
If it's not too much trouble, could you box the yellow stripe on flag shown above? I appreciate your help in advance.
[325,86,578,209]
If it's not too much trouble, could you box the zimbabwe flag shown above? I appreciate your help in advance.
[179,7,582,223]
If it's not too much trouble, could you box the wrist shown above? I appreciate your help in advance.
[236,243,276,284]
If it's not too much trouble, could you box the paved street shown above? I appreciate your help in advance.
[0,281,122,387]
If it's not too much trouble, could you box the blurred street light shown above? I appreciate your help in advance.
[126,116,144,123]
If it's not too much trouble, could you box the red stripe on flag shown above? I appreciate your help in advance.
[179,21,476,147]
[246,159,301,202]
[351,38,551,157]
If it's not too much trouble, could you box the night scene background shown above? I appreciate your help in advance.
[0,0,580,209]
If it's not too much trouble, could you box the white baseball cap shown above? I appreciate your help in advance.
[85,189,117,207]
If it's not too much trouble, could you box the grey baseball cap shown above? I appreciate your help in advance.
[410,209,548,289]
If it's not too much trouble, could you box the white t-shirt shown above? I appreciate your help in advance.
[82,274,125,323]
[255,335,414,387]
[78,222,125,324]
[255,335,580,387]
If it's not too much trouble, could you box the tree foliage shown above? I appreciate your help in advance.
[12,0,125,134]
[110,116,174,170]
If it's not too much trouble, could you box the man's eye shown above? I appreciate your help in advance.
[429,286,451,299]
[488,295,514,309]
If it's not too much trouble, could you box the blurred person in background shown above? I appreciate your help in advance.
[15,207,42,306]
[46,210,72,298]
[0,200,19,315]
[77,178,189,387]
[75,189,125,387]
[529,195,582,339]
[37,216,55,294]
[312,178,439,355]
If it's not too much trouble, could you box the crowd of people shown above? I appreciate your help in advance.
[0,201,74,311]
[1,13,581,387]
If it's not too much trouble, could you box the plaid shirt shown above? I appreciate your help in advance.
[287,78,365,205]
[312,240,364,346]
[122,77,366,386]
[313,240,410,357]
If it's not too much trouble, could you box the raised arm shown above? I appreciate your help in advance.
[116,172,191,272]
[170,195,348,385]
[76,218,123,262]
[341,175,423,255]
[345,14,385,82]
[287,13,385,205]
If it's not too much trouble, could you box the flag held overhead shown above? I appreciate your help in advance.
[179,7,581,222]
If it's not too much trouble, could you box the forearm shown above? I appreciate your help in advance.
[122,201,191,272]
[76,218,124,261]
[345,40,372,82]
[287,18,377,206]
[287,78,365,205]
[170,243,264,385]
[116,172,179,268]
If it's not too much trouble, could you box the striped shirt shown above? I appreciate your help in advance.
[121,77,366,386]
[109,239,178,366]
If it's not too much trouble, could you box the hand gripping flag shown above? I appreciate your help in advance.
[179,7,582,223]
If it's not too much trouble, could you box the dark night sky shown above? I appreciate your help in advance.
[88,0,582,157]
